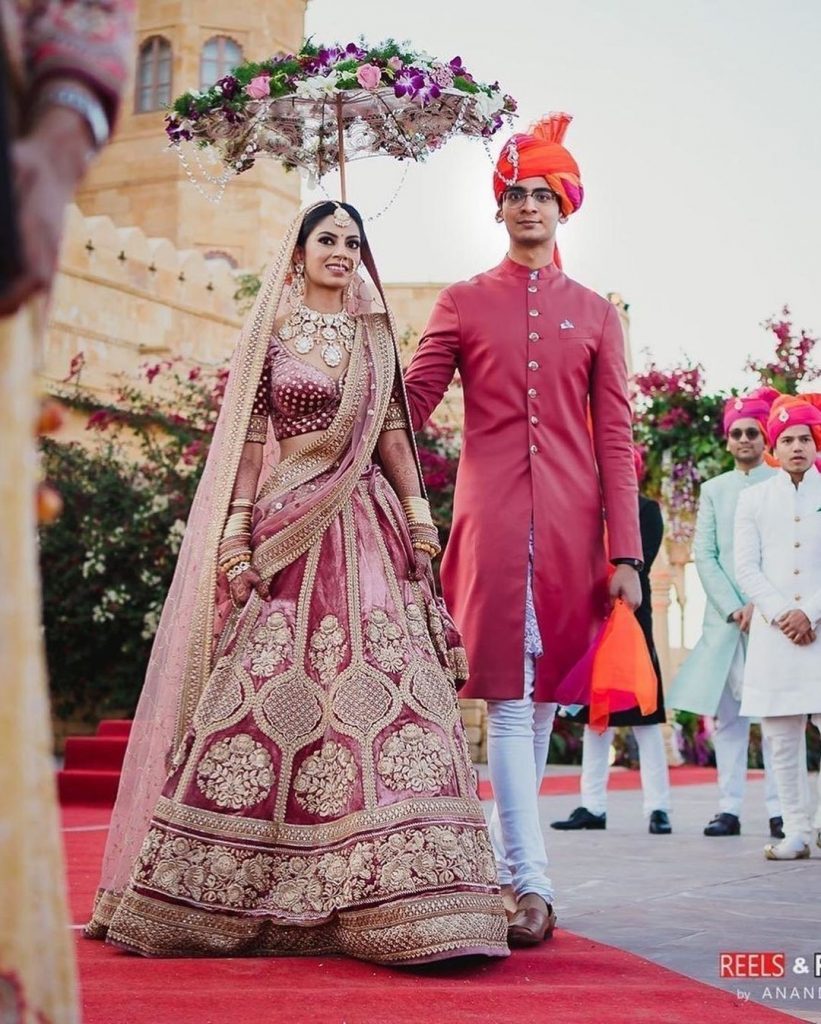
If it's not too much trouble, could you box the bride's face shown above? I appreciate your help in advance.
[296,214,362,293]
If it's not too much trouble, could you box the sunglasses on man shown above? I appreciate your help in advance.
[728,427,761,441]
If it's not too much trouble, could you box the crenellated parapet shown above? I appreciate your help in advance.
[42,205,242,439]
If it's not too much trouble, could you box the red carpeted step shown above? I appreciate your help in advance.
[58,769,121,806]
[96,719,132,737]
[63,736,129,772]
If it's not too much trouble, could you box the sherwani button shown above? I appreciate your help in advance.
[528,361,540,371]
[528,388,538,398]
[795,595,802,601]
[531,416,539,425]
[795,515,801,522]
[795,541,801,548]
[528,286,538,293]
[793,568,800,575]
[529,310,539,317]
[530,444,539,454]
[529,332,540,341]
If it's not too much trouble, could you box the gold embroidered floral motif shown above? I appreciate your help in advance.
[129,819,498,919]
[293,741,357,817]
[377,724,452,794]
[365,609,406,673]
[249,612,293,676]
[195,734,274,810]
[308,615,347,684]
[405,603,435,654]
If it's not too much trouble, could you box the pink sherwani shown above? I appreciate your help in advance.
[404,257,642,702]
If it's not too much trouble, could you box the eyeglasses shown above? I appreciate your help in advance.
[501,187,559,207]
[728,427,761,441]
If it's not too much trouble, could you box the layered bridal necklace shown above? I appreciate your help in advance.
[278,304,356,368]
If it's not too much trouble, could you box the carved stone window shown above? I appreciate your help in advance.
[200,36,243,90]
[136,36,172,113]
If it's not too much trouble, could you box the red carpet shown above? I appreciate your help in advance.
[63,806,788,1024]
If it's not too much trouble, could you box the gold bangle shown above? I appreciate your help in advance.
[401,496,434,527]
[412,541,441,558]
[229,498,254,509]
[222,526,251,540]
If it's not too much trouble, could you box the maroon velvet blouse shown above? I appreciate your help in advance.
[249,337,345,442]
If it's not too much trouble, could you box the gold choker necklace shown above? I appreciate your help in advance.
[278,304,355,368]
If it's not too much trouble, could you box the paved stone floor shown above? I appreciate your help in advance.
[483,768,821,1023]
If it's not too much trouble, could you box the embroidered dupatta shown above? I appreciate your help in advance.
[96,205,422,901]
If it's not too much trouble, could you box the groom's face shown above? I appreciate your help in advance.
[499,176,560,249]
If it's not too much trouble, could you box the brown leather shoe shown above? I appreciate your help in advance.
[507,893,557,947]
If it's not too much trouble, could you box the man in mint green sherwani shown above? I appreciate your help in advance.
[668,390,783,837]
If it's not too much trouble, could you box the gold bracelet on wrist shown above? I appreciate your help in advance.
[229,498,254,508]
[219,551,251,574]
[412,540,441,558]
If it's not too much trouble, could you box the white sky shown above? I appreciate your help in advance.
[304,0,821,393]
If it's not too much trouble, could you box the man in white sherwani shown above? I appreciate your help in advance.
[736,394,821,860]
[668,390,783,838]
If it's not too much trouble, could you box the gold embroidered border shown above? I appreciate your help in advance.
[152,793,487,846]
[102,888,507,962]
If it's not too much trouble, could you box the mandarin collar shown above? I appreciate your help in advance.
[776,464,821,491]
[734,462,773,481]
[498,256,561,280]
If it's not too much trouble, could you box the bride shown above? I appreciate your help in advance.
[85,201,508,964]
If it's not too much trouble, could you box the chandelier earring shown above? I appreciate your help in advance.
[291,262,305,303]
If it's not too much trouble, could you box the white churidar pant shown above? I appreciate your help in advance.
[715,650,782,819]
[760,715,821,844]
[580,724,670,818]
[487,655,556,901]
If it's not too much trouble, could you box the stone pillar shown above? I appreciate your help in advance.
[459,699,487,764]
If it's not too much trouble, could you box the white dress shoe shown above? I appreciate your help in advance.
[764,837,811,861]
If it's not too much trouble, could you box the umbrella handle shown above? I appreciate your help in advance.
[336,93,347,202]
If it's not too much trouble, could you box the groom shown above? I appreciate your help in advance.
[403,114,641,945]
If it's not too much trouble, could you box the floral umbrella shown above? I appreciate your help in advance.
[166,39,517,201]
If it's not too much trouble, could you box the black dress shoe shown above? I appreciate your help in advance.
[649,810,672,834]
[769,816,785,840]
[704,812,741,836]
[550,806,606,831]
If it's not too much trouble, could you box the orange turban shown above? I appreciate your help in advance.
[493,112,584,218]
[767,393,821,450]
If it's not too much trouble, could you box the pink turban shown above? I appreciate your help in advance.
[767,394,821,449]
[722,387,780,437]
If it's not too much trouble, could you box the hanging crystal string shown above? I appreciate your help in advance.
[316,160,410,222]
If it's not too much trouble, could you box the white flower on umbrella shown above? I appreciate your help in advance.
[294,72,340,100]
[473,91,504,121]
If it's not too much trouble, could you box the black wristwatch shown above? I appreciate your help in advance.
[612,557,643,572]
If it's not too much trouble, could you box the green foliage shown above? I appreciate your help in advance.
[40,362,222,721]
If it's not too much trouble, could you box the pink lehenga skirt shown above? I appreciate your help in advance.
[90,464,508,963]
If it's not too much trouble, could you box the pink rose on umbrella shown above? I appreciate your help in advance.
[355,63,382,90]
[246,75,271,100]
